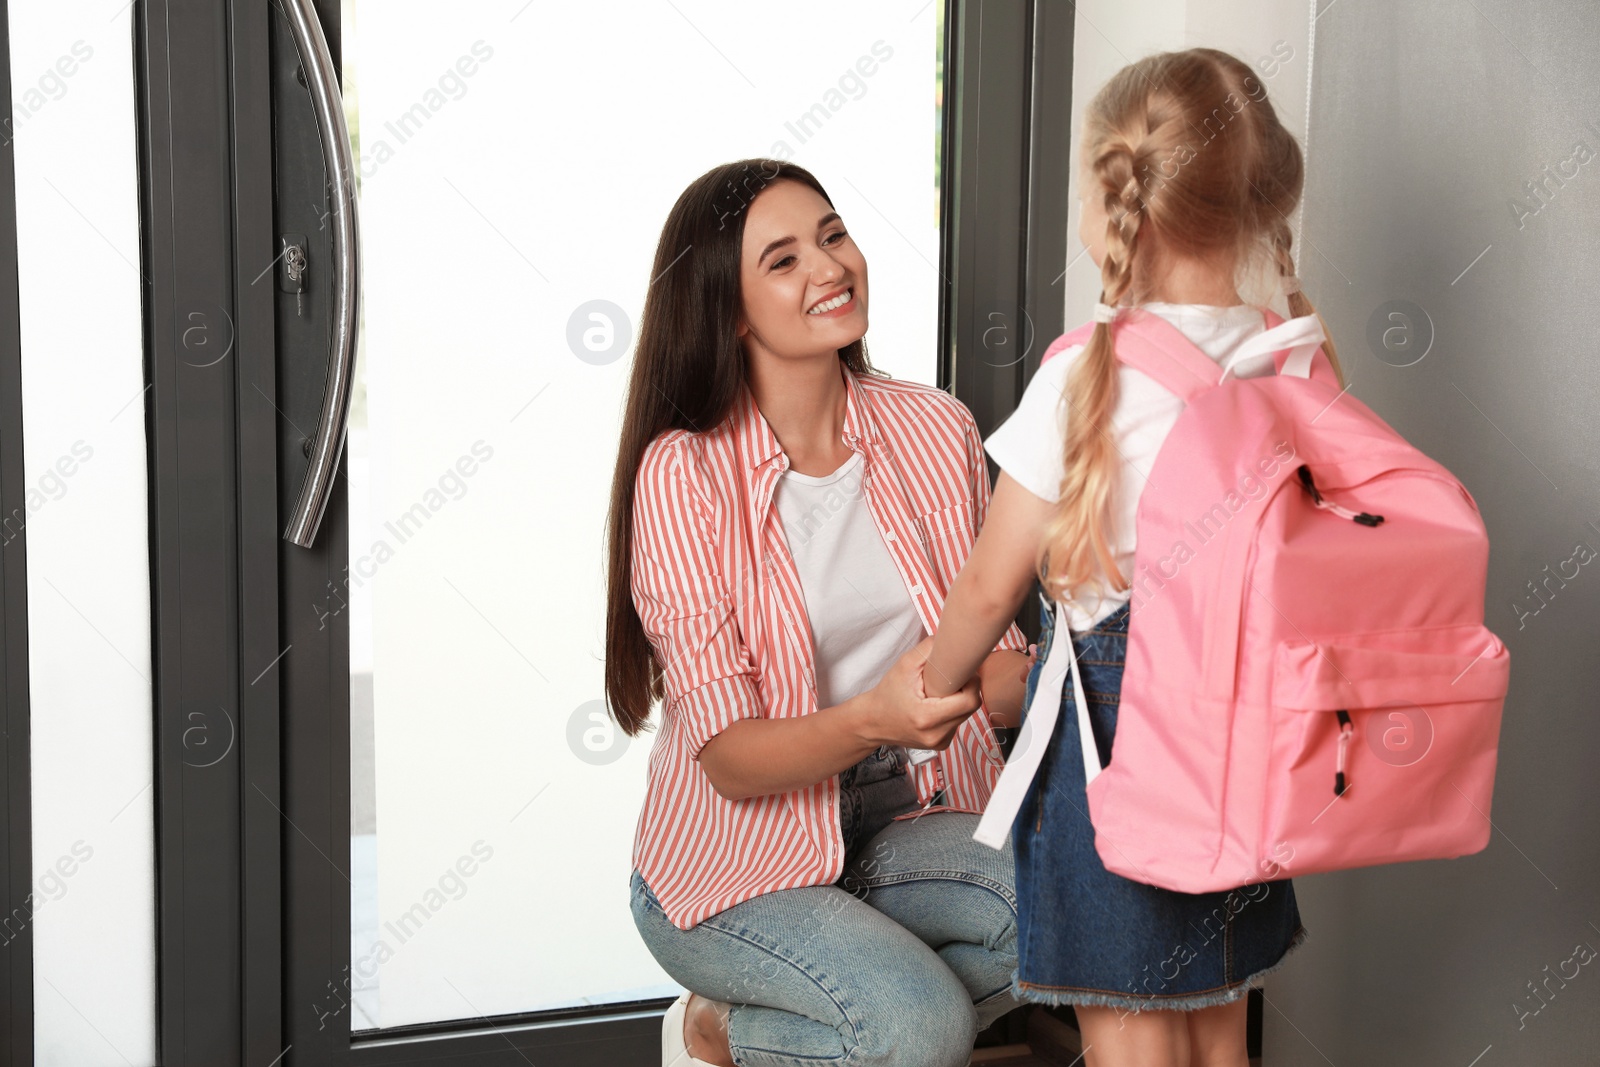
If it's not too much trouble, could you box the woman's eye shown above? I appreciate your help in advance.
[771,232,845,271]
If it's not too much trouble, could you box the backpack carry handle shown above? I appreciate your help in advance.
[1237,309,1333,383]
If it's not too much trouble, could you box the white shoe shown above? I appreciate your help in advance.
[662,991,719,1067]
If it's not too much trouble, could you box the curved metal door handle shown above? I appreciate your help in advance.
[280,0,360,548]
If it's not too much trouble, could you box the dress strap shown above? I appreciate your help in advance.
[1071,626,1103,788]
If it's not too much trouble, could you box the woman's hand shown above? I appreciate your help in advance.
[976,649,1034,730]
[857,637,983,752]
[699,639,983,802]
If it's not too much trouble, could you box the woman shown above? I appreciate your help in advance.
[604,159,1034,1067]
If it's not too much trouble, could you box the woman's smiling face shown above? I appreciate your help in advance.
[736,179,868,362]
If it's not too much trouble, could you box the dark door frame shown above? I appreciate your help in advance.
[0,1,1075,1064]
[0,1,36,1062]
[133,0,286,1064]
[942,0,1075,440]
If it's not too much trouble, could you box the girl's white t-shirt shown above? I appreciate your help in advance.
[984,302,1278,634]
[772,450,927,713]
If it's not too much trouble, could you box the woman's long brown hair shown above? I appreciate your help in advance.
[1040,48,1346,613]
[604,159,875,736]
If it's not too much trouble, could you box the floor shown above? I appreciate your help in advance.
[972,1006,1086,1066]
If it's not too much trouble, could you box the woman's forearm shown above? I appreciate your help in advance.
[697,691,885,801]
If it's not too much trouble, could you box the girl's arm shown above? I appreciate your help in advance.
[976,649,1033,729]
[925,471,1057,698]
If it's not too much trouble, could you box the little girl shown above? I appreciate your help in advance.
[924,48,1335,1066]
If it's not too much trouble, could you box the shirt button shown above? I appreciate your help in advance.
[884,529,897,543]
[909,584,924,596]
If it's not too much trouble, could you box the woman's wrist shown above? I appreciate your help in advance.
[838,687,889,750]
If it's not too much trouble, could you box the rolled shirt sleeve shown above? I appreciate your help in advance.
[630,433,762,760]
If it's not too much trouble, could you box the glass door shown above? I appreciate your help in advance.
[338,0,946,1031]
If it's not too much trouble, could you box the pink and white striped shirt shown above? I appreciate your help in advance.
[629,364,1027,930]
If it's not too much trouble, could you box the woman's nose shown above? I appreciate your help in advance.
[809,252,845,285]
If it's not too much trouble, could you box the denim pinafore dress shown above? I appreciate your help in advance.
[1010,590,1307,1012]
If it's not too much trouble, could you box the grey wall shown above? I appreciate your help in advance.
[1266,2,1600,1063]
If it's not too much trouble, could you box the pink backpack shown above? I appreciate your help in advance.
[1037,307,1510,892]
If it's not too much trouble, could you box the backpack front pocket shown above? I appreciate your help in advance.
[1261,624,1510,878]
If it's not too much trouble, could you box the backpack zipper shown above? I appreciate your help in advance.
[1297,465,1385,526]
[1334,709,1353,796]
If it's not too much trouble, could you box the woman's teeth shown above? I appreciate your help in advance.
[808,289,853,314]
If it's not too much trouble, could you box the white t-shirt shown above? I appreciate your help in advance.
[772,450,927,712]
[984,302,1278,634]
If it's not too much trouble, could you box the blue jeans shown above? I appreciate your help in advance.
[629,746,1021,1067]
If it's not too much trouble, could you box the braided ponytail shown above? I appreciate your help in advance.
[1036,141,1150,607]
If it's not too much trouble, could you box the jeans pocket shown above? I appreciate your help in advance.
[884,745,906,776]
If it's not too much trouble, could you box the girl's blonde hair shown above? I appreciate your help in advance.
[1040,47,1346,612]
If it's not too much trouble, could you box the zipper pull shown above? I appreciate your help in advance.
[1297,465,1385,527]
[1296,464,1322,503]
[1334,709,1353,796]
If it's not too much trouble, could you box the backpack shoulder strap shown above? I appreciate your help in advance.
[1039,315,1222,405]
[1107,309,1228,404]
